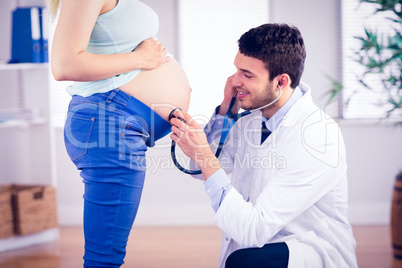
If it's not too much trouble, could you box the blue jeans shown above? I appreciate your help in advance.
[64,89,171,267]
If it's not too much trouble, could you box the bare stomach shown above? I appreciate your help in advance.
[119,59,191,122]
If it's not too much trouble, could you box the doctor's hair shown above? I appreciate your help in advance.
[238,23,306,89]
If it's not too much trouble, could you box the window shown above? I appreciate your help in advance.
[178,0,269,121]
[341,0,399,119]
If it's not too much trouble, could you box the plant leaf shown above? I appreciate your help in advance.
[324,75,344,104]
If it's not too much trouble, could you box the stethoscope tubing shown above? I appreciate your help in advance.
[170,85,282,175]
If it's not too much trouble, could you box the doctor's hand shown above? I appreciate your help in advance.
[218,75,240,116]
[170,111,221,180]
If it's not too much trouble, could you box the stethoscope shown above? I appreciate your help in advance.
[170,84,283,175]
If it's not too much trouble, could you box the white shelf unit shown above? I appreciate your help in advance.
[0,0,59,251]
[0,62,49,70]
[0,63,59,252]
[0,107,46,129]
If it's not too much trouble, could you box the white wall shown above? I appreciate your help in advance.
[4,0,398,226]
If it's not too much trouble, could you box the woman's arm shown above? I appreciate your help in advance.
[51,0,169,82]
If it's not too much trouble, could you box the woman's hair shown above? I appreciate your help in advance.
[48,0,60,18]
[238,23,306,89]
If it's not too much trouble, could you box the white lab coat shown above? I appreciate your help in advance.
[198,83,358,268]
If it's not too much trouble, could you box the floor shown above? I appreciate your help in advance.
[0,225,400,268]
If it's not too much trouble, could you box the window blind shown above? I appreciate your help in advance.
[341,0,399,119]
[178,0,269,121]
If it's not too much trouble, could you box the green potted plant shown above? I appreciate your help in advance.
[326,0,402,263]
[327,0,401,123]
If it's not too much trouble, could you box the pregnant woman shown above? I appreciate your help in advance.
[49,0,191,267]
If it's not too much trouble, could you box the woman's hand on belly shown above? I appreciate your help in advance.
[120,58,192,122]
[134,38,171,70]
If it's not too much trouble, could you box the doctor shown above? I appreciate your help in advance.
[170,23,358,268]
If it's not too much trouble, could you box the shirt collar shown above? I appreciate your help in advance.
[264,86,303,132]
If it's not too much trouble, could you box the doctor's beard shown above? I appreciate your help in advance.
[240,81,279,112]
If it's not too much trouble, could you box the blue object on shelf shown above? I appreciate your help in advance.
[39,8,49,63]
[9,7,48,64]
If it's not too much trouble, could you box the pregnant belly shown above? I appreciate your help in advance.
[119,58,191,122]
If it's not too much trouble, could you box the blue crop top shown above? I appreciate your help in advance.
[67,0,167,97]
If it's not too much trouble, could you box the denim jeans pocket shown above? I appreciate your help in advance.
[64,111,96,162]
[122,119,149,153]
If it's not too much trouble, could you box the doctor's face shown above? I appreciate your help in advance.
[232,51,278,112]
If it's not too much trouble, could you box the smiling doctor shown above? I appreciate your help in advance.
[170,23,358,268]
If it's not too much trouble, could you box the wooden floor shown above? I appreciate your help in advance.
[0,225,400,268]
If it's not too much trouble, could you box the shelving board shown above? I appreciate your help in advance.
[0,228,59,253]
[0,63,49,71]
